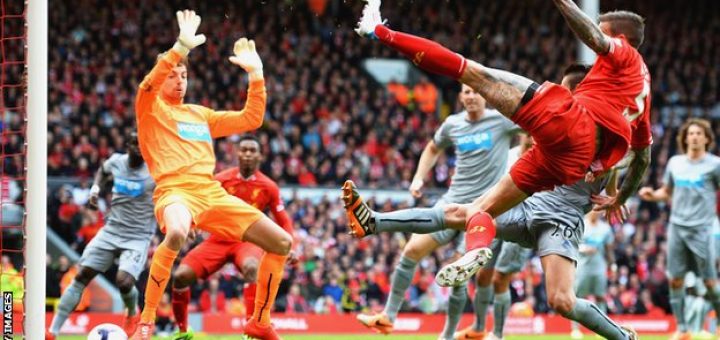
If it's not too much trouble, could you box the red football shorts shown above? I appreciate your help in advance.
[181,237,264,280]
[509,82,597,194]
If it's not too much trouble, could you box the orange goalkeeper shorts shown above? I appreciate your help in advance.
[153,174,264,241]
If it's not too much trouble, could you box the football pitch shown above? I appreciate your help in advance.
[58,334,669,340]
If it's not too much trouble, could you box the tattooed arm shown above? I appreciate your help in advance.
[617,146,651,204]
[553,0,611,54]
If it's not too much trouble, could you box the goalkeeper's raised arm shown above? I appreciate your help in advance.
[135,10,206,119]
[207,37,267,138]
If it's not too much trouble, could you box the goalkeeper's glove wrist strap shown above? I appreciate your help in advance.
[248,69,264,81]
[172,41,191,57]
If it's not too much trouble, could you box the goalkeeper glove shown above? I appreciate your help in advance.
[172,10,206,56]
[228,38,264,80]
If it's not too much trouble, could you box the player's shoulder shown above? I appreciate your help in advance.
[105,153,126,166]
[706,153,720,164]
[256,171,280,189]
[215,167,239,182]
[443,111,466,124]
[668,154,686,164]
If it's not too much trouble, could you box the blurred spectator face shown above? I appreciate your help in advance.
[160,65,188,101]
[458,84,486,114]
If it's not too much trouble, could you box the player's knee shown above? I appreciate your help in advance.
[164,227,188,250]
[475,268,494,286]
[116,276,136,294]
[401,243,427,262]
[75,267,97,285]
[271,231,292,256]
[173,266,195,288]
[549,291,576,316]
[442,204,467,229]
[493,272,511,292]
[669,278,685,289]
[242,261,259,283]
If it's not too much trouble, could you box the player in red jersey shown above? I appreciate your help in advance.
[347,0,652,286]
[170,134,294,340]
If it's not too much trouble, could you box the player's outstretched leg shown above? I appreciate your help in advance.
[355,0,534,117]
[341,180,450,238]
[242,217,293,340]
[48,267,98,338]
[543,255,637,340]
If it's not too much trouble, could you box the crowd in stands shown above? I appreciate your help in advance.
[40,0,720,321]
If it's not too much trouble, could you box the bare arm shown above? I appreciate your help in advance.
[553,0,611,54]
[638,184,671,202]
[617,146,651,204]
[409,140,443,197]
[88,166,112,210]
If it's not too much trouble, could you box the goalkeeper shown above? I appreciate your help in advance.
[131,10,291,340]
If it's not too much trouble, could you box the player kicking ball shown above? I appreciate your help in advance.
[348,65,635,340]
[352,0,652,288]
[47,132,155,340]
[132,10,291,340]
[171,135,294,340]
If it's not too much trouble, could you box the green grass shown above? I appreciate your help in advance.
[58,334,670,340]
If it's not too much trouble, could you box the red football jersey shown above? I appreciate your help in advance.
[574,35,652,172]
[211,167,293,237]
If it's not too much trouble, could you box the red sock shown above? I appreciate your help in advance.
[374,25,467,79]
[243,283,257,320]
[172,287,190,333]
[465,212,496,250]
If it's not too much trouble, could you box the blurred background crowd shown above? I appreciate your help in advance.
[20,0,720,321]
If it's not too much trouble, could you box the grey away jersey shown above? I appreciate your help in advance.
[578,218,613,274]
[433,109,516,202]
[664,154,720,228]
[102,153,157,239]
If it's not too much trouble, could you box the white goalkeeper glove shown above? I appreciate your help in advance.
[172,10,206,56]
[228,38,264,80]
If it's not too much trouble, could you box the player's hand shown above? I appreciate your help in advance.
[229,38,263,77]
[637,187,655,201]
[173,10,206,55]
[187,228,197,243]
[286,250,299,266]
[87,193,99,211]
[409,178,424,198]
[591,193,629,224]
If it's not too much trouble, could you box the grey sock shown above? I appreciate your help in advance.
[670,286,687,332]
[375,207,445,234]
[441,286,467,339]
[122,285,139,316]
[473,285,493,331]
[562,299,629,340]
[383,255,418,321]
[704,284,720,328]
[50,280,86,334]
[493,291,511,337]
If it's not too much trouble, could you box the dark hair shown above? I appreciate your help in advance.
[238,134,260,145]
[598,10,645,48]
[156,51,189,68]
[676,118,715,154]
[562,63,592,91]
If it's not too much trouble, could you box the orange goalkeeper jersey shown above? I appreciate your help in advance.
[135,50,266,185]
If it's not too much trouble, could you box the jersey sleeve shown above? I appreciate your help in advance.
[602,37,636,69]
[102,153,121,174]
[207,80,267,138]
[630,112,653,149]
[135,49,184,121]
[662,158,674,189]
[433,119,453,149]
[268,183,293,234]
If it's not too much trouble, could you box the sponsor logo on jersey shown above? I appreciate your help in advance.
[113,177,145,197]
[675,176,704,189]
[177,121,212,142]
[456,132,493,152]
